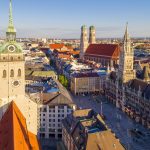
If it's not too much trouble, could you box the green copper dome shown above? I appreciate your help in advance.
[89,26,95,30]
[0,0,23,54]
[81,25,87,30]
[0,41,23,54]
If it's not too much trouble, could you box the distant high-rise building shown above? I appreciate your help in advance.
[80,25,88,59]
[89,26,96,44]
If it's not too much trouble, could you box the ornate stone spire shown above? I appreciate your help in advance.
[124,22,130,43]
[6,0,16,41]
[117,23,135,83]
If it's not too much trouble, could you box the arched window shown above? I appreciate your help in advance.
[18,69,21,77]
[10,69,14,77]
[3,70,7,78]
[10,57,13,61]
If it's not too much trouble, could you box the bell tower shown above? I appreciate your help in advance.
[0,0,38,135]
[89,26,96,44]
[0,0,25,119]
[80,25,88,59]
[118,23,135,83]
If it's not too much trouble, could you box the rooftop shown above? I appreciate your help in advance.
[85,44,120,58]
[63,109,125,150]
[0,101,41,150]
[72,72,99,78]
[49,43,65,50]
[31,70,56,77]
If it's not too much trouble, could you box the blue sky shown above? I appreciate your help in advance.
[0,0,150,38]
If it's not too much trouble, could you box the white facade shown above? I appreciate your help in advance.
[0,55,38,135]
[39,104,76,139]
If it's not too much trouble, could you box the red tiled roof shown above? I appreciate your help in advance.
[66,45,73,50]
[0,101,41,150]
[58,53,71,59]
[50,43,65,50]
[85,44,120,58]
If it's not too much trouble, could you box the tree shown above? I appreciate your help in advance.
[58,75,69,88]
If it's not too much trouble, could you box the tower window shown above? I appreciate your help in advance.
[3,70,7,78]
[18,69,21,77]
[10,69,14,77]
[10,57,13,61]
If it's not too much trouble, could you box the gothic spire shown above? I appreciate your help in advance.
[6,0,16,41]
[7,0,16,33]
[124,22,130,42]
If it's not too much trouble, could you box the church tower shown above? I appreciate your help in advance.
[80,25,88,59]
[89,26,96,44]
[0,0,38,135]
[0,0,25,114]
[118,23,135,83]
[0,0,37,134]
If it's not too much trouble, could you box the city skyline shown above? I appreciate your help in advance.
[0,0,150,38]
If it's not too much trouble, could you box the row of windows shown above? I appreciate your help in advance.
[40,124,62,128]
[1,56,22,61]
[41,114,65,120]
[2,69,21,78]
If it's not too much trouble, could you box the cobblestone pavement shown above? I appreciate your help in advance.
[72,95,150,150]
[56,80,150,150]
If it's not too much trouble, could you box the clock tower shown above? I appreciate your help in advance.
[0,0,38,135]
[118,23,135,83]
[0,0,25,118]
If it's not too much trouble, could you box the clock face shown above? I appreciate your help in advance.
[8,45,16,52]
[12,80,20,87]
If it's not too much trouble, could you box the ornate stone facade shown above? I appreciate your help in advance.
[105,24,150,128]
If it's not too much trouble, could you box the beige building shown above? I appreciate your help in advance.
[62,109,125,150]
[71,72,102,95]
[105,24,150,128]
[0,0,38,135]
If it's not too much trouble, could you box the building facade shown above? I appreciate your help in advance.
[38,93,76,139]
[70,72,103,95]
[79,25,120,67]
[0,0,38,135]
[105,24,150,128]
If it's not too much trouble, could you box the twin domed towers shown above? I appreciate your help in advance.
[80,25,96,59]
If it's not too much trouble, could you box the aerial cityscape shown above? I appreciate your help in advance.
[0,0,150,150]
